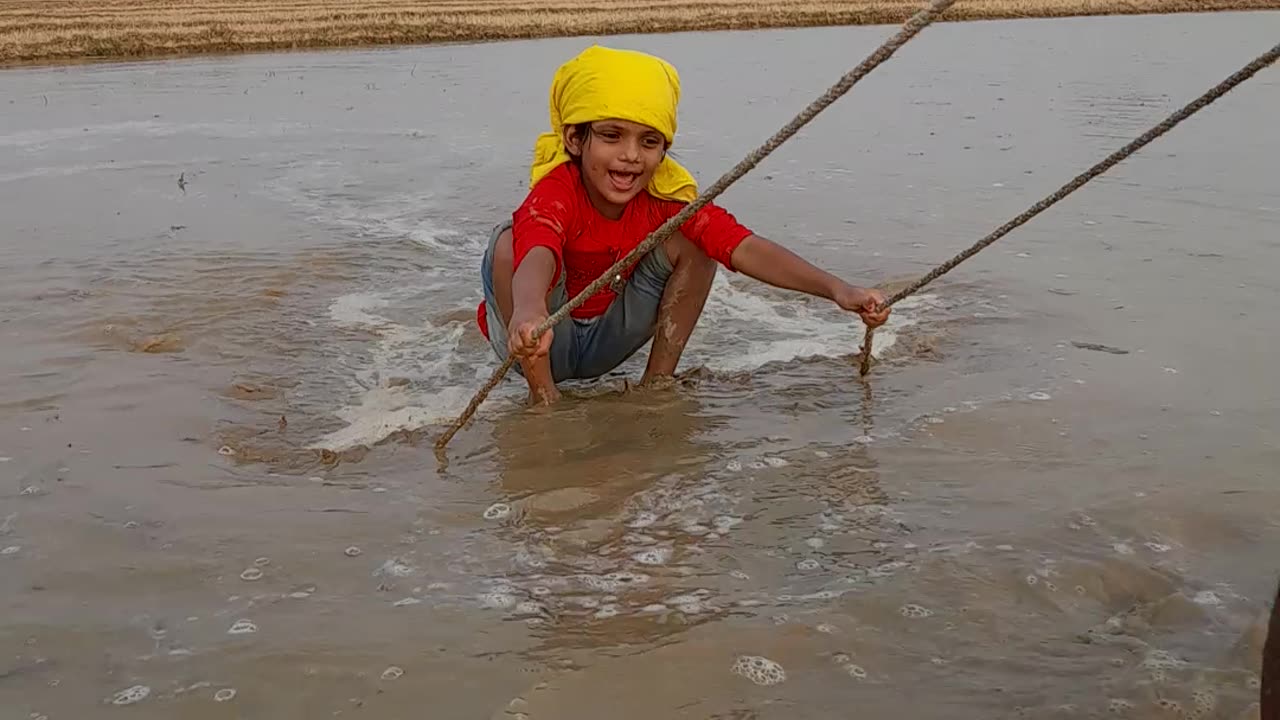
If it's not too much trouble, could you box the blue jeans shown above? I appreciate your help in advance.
[480,221,674,382]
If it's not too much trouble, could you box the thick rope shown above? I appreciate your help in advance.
[434,0,958,452]
[858,41,1280,377]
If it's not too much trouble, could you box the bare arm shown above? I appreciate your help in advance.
[728,234,891,327]
[508,246,558,358]
[511,247,557,320]
[729,234,847,301]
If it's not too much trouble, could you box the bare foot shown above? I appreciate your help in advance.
[636,373,679,391]
[528,384,561,407]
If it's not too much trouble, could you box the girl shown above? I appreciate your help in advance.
[477,44,891,404]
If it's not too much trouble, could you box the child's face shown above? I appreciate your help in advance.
[565,119,667,218]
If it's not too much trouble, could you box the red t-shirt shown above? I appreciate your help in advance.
[477,162,754,339]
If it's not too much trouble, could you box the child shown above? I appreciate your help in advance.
[476,44,891,405]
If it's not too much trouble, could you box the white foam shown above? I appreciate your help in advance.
[731,655,786,686]
[329,292,391,328]
[312,285,527,450]
[110,685,151,706]
[679,273,935,372]
[266,174,477,253]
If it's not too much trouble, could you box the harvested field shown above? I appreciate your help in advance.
[1,0,1277,66]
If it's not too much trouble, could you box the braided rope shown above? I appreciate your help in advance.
[435,0,958,452]
[858,41,1280,376]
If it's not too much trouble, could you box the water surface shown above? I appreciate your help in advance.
[2,10,1279,719]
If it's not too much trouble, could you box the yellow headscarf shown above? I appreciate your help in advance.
[529,45,698,203]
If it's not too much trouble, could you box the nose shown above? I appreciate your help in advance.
[619,136,642,163]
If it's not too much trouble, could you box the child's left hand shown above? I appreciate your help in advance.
[834,284,891,328]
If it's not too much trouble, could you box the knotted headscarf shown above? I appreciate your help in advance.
[529,45,698,203]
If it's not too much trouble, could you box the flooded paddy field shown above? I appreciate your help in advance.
[2,10,1278,719]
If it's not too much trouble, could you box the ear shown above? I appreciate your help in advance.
[562,125,584,157]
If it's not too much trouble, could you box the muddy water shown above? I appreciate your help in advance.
[3,10,1280,719]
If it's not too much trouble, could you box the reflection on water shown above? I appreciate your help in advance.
[2,9,1279,719]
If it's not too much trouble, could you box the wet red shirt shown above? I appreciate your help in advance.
[477,162,754,338]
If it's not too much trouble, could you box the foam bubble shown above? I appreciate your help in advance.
[111,685,151,705]
[763,457,789,468]
[392,597,422,607]
[240,568,263,581]
[253,557,271,567]
[228,619,257,635]
[1,546,20,555]
[899,604,934,619]
[845,663,867,679]
[1144,542,1172,553]
[1107,699,1132,714]
[514,601,545,617]
[381,666,404,681]
[214,688,237,702]
[796,559,821,571]
[731,655,786,686]
[730,570,750,580]
[628,512,658,528]
[675,599,712,614]
[726,460,743,472]
[1141,649,1187,671]
[483,503,511,521]
[1191,690,1215,712]
[713,516,743,533]
[479,592,517,610]
[805,537,825,549]
[377,558,415,578]
[594,604,619,619]
[1029,392,1052,401]
[1192,591,1222,606]
[344,546,362,557]
[633,547,673,566]
[1113,543,1135,556]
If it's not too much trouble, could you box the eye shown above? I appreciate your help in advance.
[596,129,621,141]
[642,136,663,149]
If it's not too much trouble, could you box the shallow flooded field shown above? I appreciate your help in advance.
[2,10,1279,719]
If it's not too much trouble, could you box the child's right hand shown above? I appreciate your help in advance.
[508,309,553,360]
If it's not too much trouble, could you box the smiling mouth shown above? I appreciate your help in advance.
[608,170,639,191]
